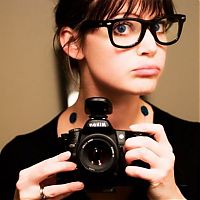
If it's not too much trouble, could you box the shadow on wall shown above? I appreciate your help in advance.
[54,48,70,109]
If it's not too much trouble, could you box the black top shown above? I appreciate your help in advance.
[1,105,200,200]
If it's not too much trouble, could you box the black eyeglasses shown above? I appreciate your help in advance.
[81,14,186,48]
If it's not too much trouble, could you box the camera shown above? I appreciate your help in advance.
[58,97,151,190]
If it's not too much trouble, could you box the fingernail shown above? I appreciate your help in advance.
[77,182,84,190]
[66,151,71,156]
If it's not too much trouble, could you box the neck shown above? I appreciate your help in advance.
[72,92,151,130]
[107,95,141,129]
[58,92,153,136]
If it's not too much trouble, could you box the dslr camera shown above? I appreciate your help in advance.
[58,97,151,190]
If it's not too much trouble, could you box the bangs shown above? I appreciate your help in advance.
[86,0,175,20]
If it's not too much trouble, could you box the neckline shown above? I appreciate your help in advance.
[55,103,158,137]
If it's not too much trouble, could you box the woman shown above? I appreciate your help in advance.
[1,0,199,199]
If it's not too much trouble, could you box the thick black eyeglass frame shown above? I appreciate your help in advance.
[81,14,186,48]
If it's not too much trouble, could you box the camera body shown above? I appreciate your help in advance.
[58,97,150,190]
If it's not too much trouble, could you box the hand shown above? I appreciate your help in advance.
[124,123,185,199]
[15,151,84,200]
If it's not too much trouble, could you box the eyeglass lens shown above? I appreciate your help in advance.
[111,17,180,47]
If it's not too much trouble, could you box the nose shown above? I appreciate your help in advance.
[136,29,157,56]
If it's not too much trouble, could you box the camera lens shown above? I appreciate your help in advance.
[87,141,110,166]
[78,134,118,173]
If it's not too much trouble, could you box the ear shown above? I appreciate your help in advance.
[59,27,84,60]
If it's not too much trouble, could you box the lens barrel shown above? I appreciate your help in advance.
[78,134,118,173]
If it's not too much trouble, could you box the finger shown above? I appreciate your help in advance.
[31,151,72,172]
[31,161,77,183]
[45,151,72,164]
[125,166,161,182]
[125,136,170,157]
[125,136,158,152]
[19,152,76,184]
[42,181,84,198]
[125,147,160,168]
[129,124,172,150]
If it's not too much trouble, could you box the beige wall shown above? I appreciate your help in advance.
[0,0,199,149]
[0,0,61,149]
[148,0,200,122]
[199,0,200,120]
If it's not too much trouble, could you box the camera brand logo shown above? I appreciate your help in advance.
[88,122,107,127]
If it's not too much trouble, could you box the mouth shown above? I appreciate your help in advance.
[132,66,161,77]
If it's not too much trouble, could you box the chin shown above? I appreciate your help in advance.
[142,86,157,95]
[129,81,158,96]
[142,78,158,91]
[132,89,154,96]
[139,90,154,96]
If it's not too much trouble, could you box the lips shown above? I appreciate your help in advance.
[132,66,161,77]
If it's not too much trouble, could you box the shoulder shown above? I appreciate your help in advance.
[151,104,200,162]
[3,114,59,148]
[0,114,62,199]
[151,105,200,198]
[152,104,200,136]
[1,114,61,168]
[151,104,200,149]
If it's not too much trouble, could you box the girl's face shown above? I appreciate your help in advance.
[79,4,167,96]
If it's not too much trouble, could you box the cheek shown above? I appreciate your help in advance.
[159,47,167,70]
[82,34,125,76]
[81,32,168,93]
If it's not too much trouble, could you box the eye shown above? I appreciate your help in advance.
[152,23,164,32]
[152,19,171,33]
[113,22,133,35]
[116,24,127,33]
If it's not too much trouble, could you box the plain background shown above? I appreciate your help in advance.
[0,0,199,149]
